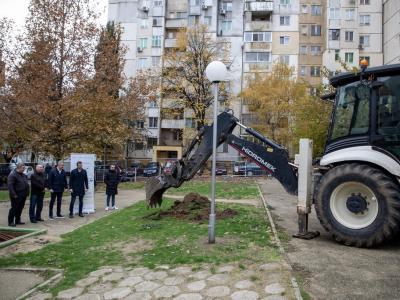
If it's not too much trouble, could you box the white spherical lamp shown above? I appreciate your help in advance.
[205,61,227,83]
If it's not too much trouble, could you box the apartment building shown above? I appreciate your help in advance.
[383,0,400,64]
[298,0,326,87]
[108,0,395,163]
[323,0,383,73]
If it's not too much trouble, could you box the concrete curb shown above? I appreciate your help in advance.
[0,227,47,248]
[257,184,303,300]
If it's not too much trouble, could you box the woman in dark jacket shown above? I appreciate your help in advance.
[104,164,120,211]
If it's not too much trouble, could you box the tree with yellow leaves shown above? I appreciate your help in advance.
[241,63,332,156]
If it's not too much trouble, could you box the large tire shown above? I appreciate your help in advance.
[315,163,400,247]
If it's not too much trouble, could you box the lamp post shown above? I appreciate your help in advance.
[205,61,227,244]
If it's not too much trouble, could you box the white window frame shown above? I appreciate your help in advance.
[154,0,163,6]
[152,35,162,48]
[359,35,370,47]
[310,66,321,77]
[300,45,307,55]
[148,117,158,128]
[345,9,355,20]
[360,0,370,5]
[139,38,148,49]
[151,56,161,67]
[311,25,321,36]
[345,52,354,63]
[311,5,322,16]
[300,66,307,76]
[221,20,232,32]
[310,46,321,56]
[329,8,340,20]
[280,36,290,45]
[245,52,271,62]
[359,14,370,26]
[280,16,290,26]
[138,58,148,69]
[244,32,272,42]
[345,31,354,42]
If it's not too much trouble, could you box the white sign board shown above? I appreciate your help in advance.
[70,153,96,214]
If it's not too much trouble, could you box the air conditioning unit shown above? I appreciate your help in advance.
[219,9,226,15]
[142,6,149,12]
[202,4,208,10]
[137,47,143,52]
[358,44,364,50]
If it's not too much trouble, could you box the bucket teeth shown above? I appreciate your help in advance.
[145,176,168,207]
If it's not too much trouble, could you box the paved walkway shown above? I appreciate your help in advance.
[28,263,294,300]
[0,189,145,256]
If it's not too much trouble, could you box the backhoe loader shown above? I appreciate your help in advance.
[146,63,400,247]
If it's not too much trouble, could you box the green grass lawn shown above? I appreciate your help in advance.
[166,180,260,199]
[0,199,278,295]
[95,181,145,192]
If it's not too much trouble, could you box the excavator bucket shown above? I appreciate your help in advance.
[145,175,168,207]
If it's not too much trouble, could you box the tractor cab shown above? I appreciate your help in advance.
[324,63,400,161]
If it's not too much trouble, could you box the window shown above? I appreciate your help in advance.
[221,2,232,11]
[204,16,212,26]
[360,0,370,4]
[280,16,290,26]
[311,5,322,16]
[188,15,199,25]
[310,46,322,55]
[244,32,272,42]
[147,138,157,148]
[345,9,355,20]
[345,52,354,63]
[221,21,232,32]
[176,12,186,18]
[140,19,148,29]
[335,50,340,61]
[280,36,290,45]
[152,35,162,47]
[360,15,370,26]
[153,17,162,26]
[154,0,162,6]
[152,56,161,67]
[359,35,370,47]
[301,5,308,13]
[329,8,340,19]
[279,55,290,64]
[185,118,195,128]
[311,25,321,36]
[345,31,354,42]
[280,0,290,4]
[300,45,307,54]
[139,38,148,49]
[138,58,148,69]
[136,121,144,129]
[245,52,271,62]
[331,81,370,140]
[310,66,321,77]
[149,117,158,128]
[329,29,340,40]
[300,66,307,76]
[190,0,199,5]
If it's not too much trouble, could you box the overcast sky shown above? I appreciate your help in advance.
[0,0,109,29]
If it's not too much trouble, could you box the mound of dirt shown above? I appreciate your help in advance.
[145,192,238,222]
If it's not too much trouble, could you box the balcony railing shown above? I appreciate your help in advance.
[245,1,274,12]
[243,62,272,73]
[165,18,187,28]
[189,5,201,15]
[164,38,177,48]
[161,119,185,129]
[245,21,272,31]
[244,42,272,52]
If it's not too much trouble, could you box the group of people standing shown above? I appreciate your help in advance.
[7,161,120,227]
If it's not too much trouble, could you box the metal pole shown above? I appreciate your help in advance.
[208,83,219,244]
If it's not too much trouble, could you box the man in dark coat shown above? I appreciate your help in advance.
[69,161,88,218]
[48,161,68,219]
[104,164,120,211]
[29,164,46,223]
[7,162,30,226]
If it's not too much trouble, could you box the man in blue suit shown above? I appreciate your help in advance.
[68,161,88,218]
[48,161,68,219]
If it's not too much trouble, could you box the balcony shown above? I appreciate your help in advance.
[243,62,272,73]
[245,1,273,12]
[164,38,177,48]
[161,119,185,129]
[245,21,272,31]
[244,42,272,52]
[165,18,187,28]
[189,5,201,15]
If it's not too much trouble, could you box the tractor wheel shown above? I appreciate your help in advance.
[315,163,400,247]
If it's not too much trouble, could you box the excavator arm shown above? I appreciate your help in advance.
[146,110,298,207]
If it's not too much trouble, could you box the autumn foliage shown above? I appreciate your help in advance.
[0,0,148,161]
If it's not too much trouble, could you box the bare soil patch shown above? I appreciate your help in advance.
[144,193,238,222]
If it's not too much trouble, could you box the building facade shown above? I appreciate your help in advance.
[108,0,393,163]
[383,0,400,64]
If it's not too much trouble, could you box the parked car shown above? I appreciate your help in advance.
[233,161,264,176]
[143,162,161,177]
[126,162,145,177]
[162,160,176,175]
[215,165,228,176]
